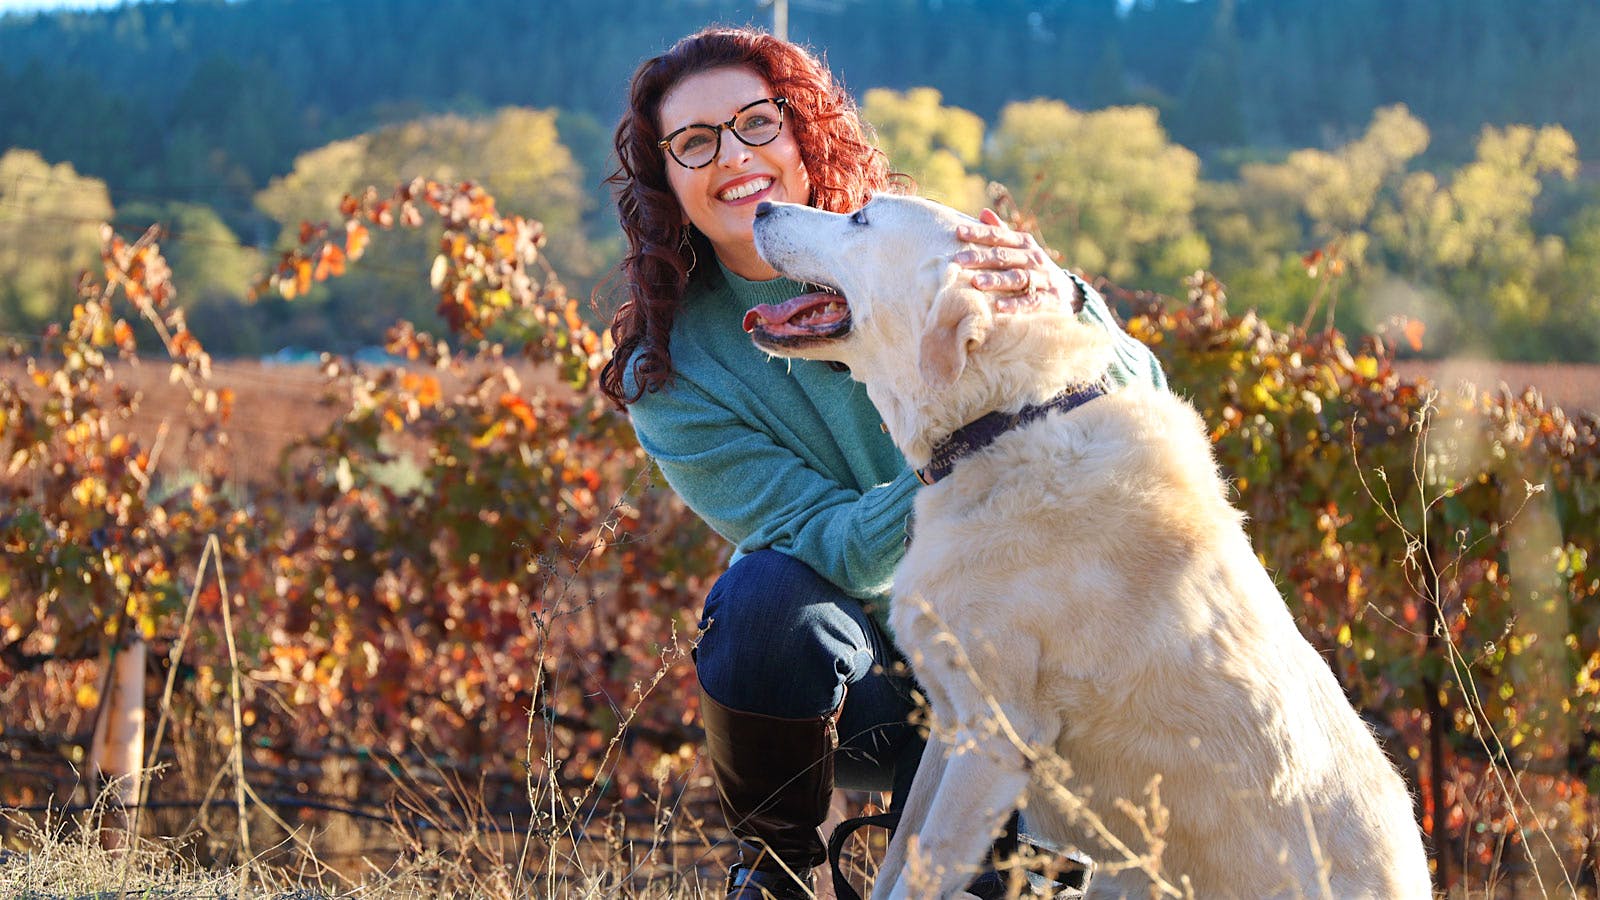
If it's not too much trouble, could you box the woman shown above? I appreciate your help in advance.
[599,27,1165,899]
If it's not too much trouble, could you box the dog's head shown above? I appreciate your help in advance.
[747,194,1111,465]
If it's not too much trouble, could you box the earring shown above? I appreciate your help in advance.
[679,227,698,275]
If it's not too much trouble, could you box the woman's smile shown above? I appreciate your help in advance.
[717,175,776,203]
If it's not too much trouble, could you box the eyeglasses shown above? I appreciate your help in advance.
[658,97,789,169]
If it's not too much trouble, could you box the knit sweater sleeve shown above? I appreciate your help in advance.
[1070,271,1168,392]
[628,374,918,600]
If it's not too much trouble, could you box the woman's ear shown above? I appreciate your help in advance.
[918,283,992,389]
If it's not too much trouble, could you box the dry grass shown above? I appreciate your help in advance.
[0,744,735,899]
[0,809,722,898]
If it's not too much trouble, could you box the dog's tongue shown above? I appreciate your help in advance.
[742,290,847,334]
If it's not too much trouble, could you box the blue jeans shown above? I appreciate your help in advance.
[695,549,924,792]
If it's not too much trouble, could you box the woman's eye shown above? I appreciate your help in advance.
[850,210,869,226]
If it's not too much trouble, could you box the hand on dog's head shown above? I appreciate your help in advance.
[751,194,1113,464]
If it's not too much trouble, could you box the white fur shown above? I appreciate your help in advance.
[751,195,1433,899]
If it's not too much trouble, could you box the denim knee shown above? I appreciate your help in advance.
[695,550,876,718]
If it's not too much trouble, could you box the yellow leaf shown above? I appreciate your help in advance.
[76,683,100,710]
[1337,623,1352,647]
[471,420,506,449]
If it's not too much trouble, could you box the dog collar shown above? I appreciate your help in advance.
[915,384,1107,486]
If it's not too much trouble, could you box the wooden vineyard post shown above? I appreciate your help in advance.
[89,637,147,850]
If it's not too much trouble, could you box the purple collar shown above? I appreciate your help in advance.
[915,384,1107,485]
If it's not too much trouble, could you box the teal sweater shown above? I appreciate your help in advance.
[625,261,1166,610]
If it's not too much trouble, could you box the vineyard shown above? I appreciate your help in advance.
[2,181,1600,896]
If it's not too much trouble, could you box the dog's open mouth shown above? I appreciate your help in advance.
[742,284,851,349]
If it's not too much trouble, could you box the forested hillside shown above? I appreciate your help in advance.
[1,0,1597,360]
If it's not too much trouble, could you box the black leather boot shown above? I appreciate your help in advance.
[701,687,839,899]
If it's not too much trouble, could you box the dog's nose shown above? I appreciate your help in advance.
[754,201,773,218]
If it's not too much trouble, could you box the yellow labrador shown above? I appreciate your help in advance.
[745,195,1431,899]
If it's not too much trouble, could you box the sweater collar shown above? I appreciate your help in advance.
[716,259,809,309]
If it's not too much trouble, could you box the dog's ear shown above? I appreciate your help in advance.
[918,282,992,389]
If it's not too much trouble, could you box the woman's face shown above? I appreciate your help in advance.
[658,66,811,281]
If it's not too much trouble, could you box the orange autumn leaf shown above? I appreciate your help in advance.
[1403,318,1426,352]
[314,242,347,281]
[500,393,537,431]
[171,329,201,357]
[494,232,517,260]
[345,222,370,261]
[402,372,442,407]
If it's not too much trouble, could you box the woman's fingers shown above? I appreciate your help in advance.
[954,246,1032,269]
[970,269,1032,292]
[954,213,1063,308]
[956,219,1031,250]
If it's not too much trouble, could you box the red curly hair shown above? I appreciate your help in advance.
[598,26,898,408]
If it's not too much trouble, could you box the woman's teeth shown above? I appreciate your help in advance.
[720,177,773,202]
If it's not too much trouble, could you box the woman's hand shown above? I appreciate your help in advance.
[953,209,1076,313]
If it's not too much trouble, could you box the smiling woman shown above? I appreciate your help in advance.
[656,68,811,279]
[595,25,1167,900]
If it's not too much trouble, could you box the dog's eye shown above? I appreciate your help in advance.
[849,209,869,226]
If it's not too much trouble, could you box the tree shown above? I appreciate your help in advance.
[168,54,299,191]
[1244,104,1430,245]
[986,101,1208,289]
[254,107,595,348]
[1543,204,1600,361]
[861,87,988,213]
[1168,0,1247,151]
[1371,122,1579,355]
[1200,105,1429,330]
[118,201,263,307]
[0,149,114,331]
